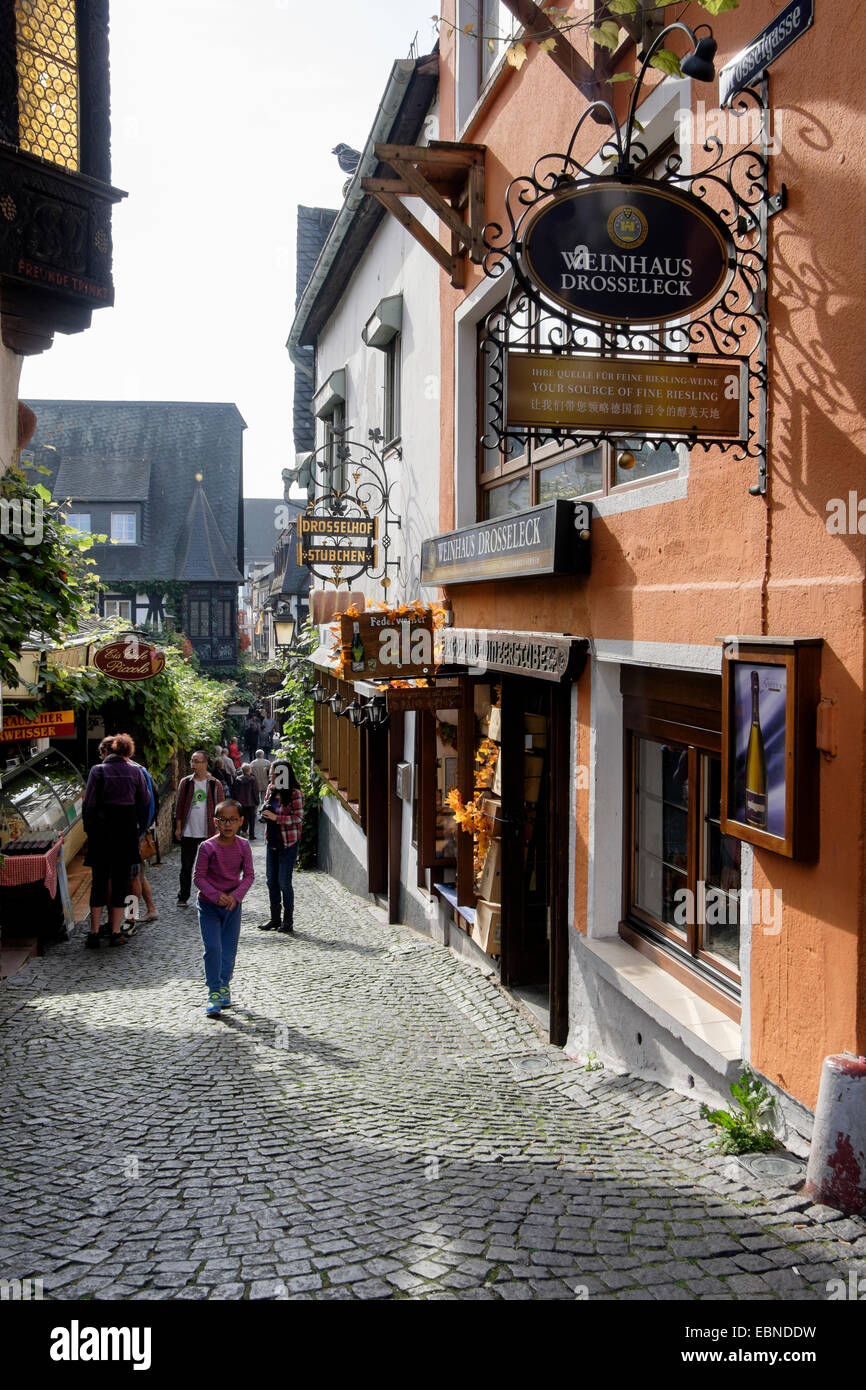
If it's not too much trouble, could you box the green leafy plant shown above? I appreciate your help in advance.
[700,1066,778,1154]
[33,621,247,773]
[0,467,104,687]
[268,620,322,869]
[434,0,739,82]
[584,1051,604,1073]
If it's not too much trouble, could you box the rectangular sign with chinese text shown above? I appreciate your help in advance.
[507,353,747,440]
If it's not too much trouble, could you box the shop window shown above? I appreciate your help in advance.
[621,667,742,1010]
[478,322,678,519]
[110,510,136,544]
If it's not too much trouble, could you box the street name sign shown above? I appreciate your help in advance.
[719,0,814,108]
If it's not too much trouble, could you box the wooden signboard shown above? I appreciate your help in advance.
[93,639,166,682]
[340,611,435,680]
[386,684,463,713]
[0,709,75,742]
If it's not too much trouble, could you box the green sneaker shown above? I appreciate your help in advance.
[219,986,232,1009]
[206,991,223,1017]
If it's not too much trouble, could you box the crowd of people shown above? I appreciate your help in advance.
[81,713,304,1017]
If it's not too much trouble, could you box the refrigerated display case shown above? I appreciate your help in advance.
[0,749,86,863]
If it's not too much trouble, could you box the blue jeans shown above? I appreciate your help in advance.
[198,898,242,993]
[266,841,299,917]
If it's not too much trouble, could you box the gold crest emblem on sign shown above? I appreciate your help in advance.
[607,204,648,249]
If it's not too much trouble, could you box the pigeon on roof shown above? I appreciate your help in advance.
[332,143,361,174]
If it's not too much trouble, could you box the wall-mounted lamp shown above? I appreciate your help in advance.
[344,697,366,726]
[365,694,389,731]
[328,690,345,718]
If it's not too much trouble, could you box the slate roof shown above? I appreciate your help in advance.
[243,497,291,568]
[293,206,337,454]
[24,400,245,585]
[54,456,151,502]
[273,518,310,599]
[175,483,244,582]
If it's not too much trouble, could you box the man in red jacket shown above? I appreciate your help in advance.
[174,751,225,907]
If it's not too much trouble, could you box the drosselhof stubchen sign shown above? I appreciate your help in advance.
[296,512,378,571]
[520,179,735,325]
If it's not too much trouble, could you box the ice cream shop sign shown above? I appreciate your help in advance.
[93,638,166,682]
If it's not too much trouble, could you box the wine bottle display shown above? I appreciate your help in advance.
[350,621,365,673]
[744,670,768,828]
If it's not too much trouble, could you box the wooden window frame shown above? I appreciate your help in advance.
[383,333,401,449]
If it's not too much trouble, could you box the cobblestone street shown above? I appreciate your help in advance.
[1,844,864,1303]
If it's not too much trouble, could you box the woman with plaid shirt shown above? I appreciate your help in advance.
[257,759,304,934]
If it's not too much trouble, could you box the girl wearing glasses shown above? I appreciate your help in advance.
[193,798,255,1017]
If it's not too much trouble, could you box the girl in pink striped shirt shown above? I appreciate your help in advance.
[194,798,254,1017]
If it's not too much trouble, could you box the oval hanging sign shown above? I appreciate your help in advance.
[521,179,735,325]
[93,639,166,682]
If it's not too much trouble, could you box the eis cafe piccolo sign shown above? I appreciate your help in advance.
[520,179,735,325]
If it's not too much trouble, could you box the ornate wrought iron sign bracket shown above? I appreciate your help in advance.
[481,22,774,496]
[295,429,402,592]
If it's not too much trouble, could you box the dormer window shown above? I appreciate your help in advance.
[110,510,136,544]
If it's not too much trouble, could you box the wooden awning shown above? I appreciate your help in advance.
[361,140,485,289]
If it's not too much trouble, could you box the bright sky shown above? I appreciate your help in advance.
[20,0,442,497]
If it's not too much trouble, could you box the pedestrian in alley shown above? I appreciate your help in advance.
[249,747,271,799]
[232,762,259,840]
[260,712,275,758]
[174,751,225,907]
[258,759,304,935]
[82,734,151,948]
[243,714,260,761]
[213,745,237,784]
[128,751,160,927]
[193,798,254,1017]
[227,737,242,771]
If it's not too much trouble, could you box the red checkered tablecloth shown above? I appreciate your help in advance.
[0,838,63,898]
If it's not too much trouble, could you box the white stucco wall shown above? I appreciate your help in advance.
[0,344,23,476]
[314,102,441,607]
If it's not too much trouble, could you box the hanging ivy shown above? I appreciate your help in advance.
[0,467,103,688]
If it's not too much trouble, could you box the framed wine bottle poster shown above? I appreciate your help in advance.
[720,637,822,859]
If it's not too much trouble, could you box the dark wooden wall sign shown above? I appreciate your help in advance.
[421,499,589,586]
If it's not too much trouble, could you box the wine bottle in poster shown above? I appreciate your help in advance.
[744,670,768,828]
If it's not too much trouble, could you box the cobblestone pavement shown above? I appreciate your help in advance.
[1,844,864,1302]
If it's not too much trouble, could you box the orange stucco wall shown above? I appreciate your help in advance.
[435,4,866,1109]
